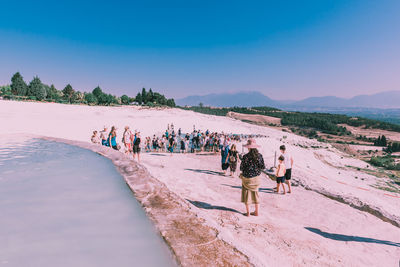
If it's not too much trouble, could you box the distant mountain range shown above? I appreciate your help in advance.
[176,91,279,108]
[176,90,400,109]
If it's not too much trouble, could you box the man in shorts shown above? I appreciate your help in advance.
[133,132,141,162]
[280,145,294,193]
[100,126,109,146]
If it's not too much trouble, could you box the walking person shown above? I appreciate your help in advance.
[228,144,239,176]
[276,155,286,194]
[168,135,175,155]
[240,139,265,217]
[108,126,118,150]
[123,126,132,155]
[280,145,294,193]
[180,137,186,153]
[190,137,195,153]
[221,140,230,175]
[133,132,141,162]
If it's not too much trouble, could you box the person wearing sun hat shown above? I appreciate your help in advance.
[240,138,265,217]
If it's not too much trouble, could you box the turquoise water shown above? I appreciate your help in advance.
[0,139,176,267]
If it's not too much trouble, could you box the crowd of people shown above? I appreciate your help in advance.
[91,124,293,217]
[91,124,265,156]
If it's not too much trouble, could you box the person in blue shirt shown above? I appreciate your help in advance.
[221,139,230,175]
[108,126,118,150]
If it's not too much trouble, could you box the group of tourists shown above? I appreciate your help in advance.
[91,123,263,157]
[238,140,293,217]
[91,126,142,161]
[91,124,293,217]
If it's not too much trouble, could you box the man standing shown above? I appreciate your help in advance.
[280,145,294,193]
[133,132,141,162]
[100,126,109,146]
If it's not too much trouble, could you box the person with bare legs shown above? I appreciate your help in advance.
[280,145,293,193]
[133,132,141,162]
[228,144,239,177]
[240,139,265,216]
[123,126,132,156]
[276,155,286,194]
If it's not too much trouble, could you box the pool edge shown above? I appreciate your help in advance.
[41,136,253,267]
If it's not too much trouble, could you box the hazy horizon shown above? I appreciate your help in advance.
[1,1,399,100]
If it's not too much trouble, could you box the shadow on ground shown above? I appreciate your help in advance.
[149,153,167,157]
[195,152,217,156]
[305,227,400,247]
[186,199,242,214]
[185,168,225,176]
[221,184,276,194]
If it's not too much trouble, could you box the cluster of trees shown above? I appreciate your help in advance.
[134,88,175,107]
[9,73,49,101]
[386,142,400,153]
[374,135,387,146]
[369,156,400,170]
[370,135,400,153]
[181,105,400,136]
[280,113,351,136]
[2,72,122,105]
[356,135,375,142]
[1,72,175,107]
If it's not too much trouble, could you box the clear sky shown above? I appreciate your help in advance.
[1,0,399,100]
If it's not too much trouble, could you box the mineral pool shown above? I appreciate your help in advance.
[0,138,176,267]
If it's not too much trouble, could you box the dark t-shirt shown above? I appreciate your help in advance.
[134,137,141,146]
[240,152,265,178]
[229,150,238,162]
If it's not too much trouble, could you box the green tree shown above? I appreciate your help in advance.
[71,91,84,103]
[62,84,75,103]
[141,88,147,103]
[121,95,130,105]
[381,135,387,146]
[47,84,59,100]
[92,86,103,99]
[148,88,154,102]
[84,93,97,104]
[28,76,47,100]
[0,85,12,96]
[97,93,108,105]
[166,98,176,107]
[106,94,118,105]
[11,72,28,96]
[135,92,142,104]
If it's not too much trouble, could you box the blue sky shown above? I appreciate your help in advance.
[1,0,399,100]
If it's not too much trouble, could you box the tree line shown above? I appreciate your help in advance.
[0,72,175,107]
[180,105,400,135]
